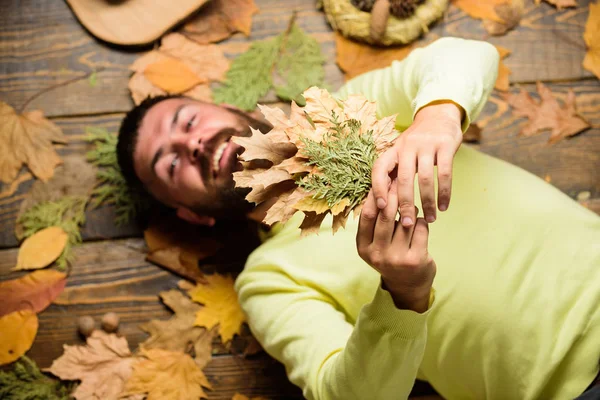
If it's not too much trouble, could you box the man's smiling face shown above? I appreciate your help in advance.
[133,97,253,220]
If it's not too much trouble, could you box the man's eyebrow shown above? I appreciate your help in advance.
[171,104,185,132]
[150,104,185,177]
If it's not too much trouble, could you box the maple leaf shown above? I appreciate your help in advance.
[503,82,590,143]
[188,274,246,343]
[143,58,206,94]
[139,290,217,369]
[483,0,524,36]
[46,331,137,400]
[495,46,512,92]
[335,32,414,80]
[13,226,68,271]
[122,348,211,400]
[0,269,67,317]
[129,33,229,105]
[183,0,259,44]
[583,1,600,79]
[232,128,297,164]
[453,0,509,23]
[534,0,577,10]
[0,102,67,184]
[0,310,38,366]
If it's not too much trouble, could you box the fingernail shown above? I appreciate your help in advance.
[426,215,436,223]
[439,204,447,211]
[402,217,413,226]
[377,198,386,209]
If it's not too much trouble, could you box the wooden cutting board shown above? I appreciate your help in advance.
[65,0,210,46]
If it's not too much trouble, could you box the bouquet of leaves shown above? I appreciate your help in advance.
[233,87,399,235]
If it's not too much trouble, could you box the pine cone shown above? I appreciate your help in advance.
[351,0,377,12]
[389,0,424,19]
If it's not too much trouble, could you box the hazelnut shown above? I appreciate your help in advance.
[101,312,120,333]
[78,315,95,337]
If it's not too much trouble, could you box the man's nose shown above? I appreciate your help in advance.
[173,134,202,162]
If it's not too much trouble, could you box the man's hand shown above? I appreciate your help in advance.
[357,186,436,313]
[372,101,464,227]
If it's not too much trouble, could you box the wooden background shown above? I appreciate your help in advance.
[0,0,598,398]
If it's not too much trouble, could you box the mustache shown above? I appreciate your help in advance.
[198,127,250,183]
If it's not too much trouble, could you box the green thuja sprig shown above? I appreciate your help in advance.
[0,356,72,400]
[298,112,377,209]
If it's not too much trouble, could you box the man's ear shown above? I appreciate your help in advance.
[176,207,216,227]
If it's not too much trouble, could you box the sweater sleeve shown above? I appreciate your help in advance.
[235,261,434,400]
[335,37,499,132]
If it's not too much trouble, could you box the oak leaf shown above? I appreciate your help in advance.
[188,274,246,343]
[335,32,414,80]
[0,269,67,317]
[129,33,229,105]
[143,58,206,94]
[183,0,259,44]
[47,331,138,400]
[495,46,512,92]
[583,1,600,79]
[0,310,38,365]
[503,82,590,143]
[122,348,211,400]
[0,102,67,184]
[534,0,577,10]
[13,226,68,271]
[453,0,508,23]
[139,289,217,369]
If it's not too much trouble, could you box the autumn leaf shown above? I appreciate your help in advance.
[47,331,138,400]
[483,0,524,36]
[188,274,246,343]
[495,45,512,92]
[0,269,67,317]
[129,33,229,105]
[0,102,67,184]
[232,394,269,400]
[232,128,298,164]
[453,0,508,23]
[183,0,259,44]
[13,226,68,271]
[122,348,211,400]
[335,32,414,80]
[583,1,600,79]
[0,310,38,366]
[139,289,217,369]
[503,82,590,143]
[143,58,206,94]
[534,0,577,10]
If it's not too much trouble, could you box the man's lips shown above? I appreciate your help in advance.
[211,139,240,180]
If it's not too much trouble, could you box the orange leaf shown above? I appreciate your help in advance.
[0,102,67,184]
[188,274,246,343]
[0,269,67,317]
[13,226,68,271]
[183,0,259,43]
[583,1,600,79]
[453,0,509,22]
[0,310,38,365]
[503,82,590,143]
[335,32,414,80]
[534,0,577,10]
[144,58,206,94]
[494,45,512,92]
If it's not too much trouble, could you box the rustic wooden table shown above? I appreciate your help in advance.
[0,0,598,398]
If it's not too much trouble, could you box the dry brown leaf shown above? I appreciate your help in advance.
[294,196,330,214]
[453,0,509,23]
[495,45,512,92]
[139,289,217,369]
[503,82,590,143]
[0,310,38,365]
[263,189,305,226]
[483,0,524,36]
[299,212,328,237]
[189,274,246,343]
[332,207,351,234]
[0,269,67,316]
[13,226,68,270]
[233,128,298,164]
[144,58,206,94]
[122,348,211,400]
[583,1,600,79]
[183,0,259,43]
[47,331,137,400]
[129,33,229,105]
[232,394,269,400]
[534,0,577,10]
[0,102,67,184]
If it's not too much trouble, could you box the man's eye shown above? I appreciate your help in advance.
[186,115,196,132]
[169,156,179,177]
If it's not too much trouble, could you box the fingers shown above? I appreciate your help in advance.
[396,152,417,227]
[371,150,397,209]
[436,148,454,212]
[391,206,417,250]
[372,181,398,246]
[410,218,429,253]
[417,154,436,223]
[357,190,378,250]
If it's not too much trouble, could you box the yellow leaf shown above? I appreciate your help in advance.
[13,226,68,270]
[583,1,600,79]
[0,102,67,184]
[0,310,38,365]
[188,274,246,343]
[494,45,512,92]
[123,348,211,400]
[294,196,330,214]
[453,0,509,22]
[144,58,206,94]
[331,198,351,216]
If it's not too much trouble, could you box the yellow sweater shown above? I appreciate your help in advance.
[235,37,600,400]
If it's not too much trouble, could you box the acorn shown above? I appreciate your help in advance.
[101,312,120,333]
[78,315,95,338]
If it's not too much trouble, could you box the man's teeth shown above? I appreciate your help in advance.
[212,142,228,174]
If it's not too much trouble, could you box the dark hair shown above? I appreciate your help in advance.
[117,95,182,190]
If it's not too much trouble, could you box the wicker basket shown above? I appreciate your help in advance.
[323,0,448,46]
